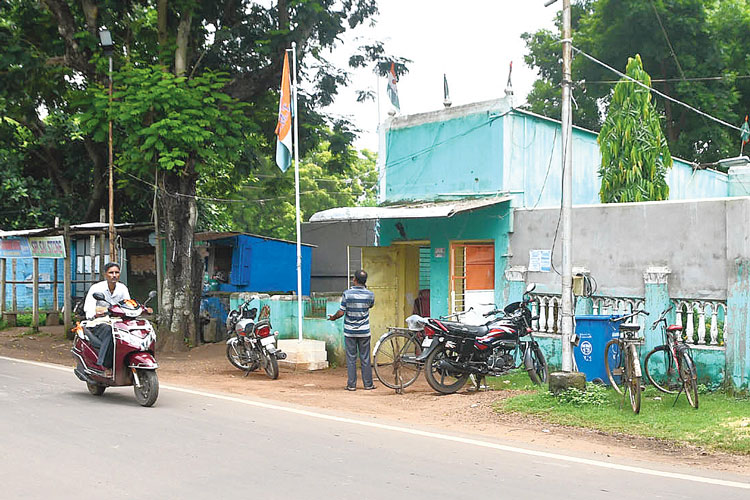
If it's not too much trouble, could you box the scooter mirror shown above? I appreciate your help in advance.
[92,292,106,301]
[525,283,537,293]
[148,290,158,299]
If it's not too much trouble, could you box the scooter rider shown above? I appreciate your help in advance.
[83,262,143,371]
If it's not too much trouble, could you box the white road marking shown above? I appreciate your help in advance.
[2,355,748,490]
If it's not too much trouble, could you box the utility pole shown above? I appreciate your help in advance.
[546,0,574,372]
[98,27,117,262]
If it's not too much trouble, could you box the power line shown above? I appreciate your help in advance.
[583,75,750,84]
[649,0,686,81]
[571,44,742,133]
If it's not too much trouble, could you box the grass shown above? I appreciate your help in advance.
[487,370,750,454]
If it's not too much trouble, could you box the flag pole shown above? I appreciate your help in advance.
[291,42,303,342]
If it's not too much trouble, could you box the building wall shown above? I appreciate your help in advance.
[382,103,729,208]
[377,202,513,318]
[301,221,377,293]
[2,258,65,312]
[382,100,506,203]
[509,198,731,299]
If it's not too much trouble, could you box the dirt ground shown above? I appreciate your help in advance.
[2,324,748,476]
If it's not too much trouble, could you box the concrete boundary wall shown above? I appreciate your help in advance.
[508,197,736,299]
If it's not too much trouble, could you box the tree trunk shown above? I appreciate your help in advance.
[156,161,200,352]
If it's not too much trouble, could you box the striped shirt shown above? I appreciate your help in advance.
[340,286,375,337]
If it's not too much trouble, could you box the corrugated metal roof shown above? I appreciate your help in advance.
[195,231,315,247]
[308,195,512,222]
[0,222,152,238]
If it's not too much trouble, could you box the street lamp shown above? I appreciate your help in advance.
[98,27,116,263]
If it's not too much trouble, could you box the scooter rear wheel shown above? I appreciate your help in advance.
[133,369,159,407]
[87,382,106,396]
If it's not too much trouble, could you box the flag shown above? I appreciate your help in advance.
[741,116,750,145]
[275,52,293,172]
[443,73,451,108]
[387,62,400,111]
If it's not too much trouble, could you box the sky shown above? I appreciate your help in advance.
[324,0,559,151]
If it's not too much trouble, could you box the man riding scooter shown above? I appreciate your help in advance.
[83,262,151,373]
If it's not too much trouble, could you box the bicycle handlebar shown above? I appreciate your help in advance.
[651,305,674,329]
[612,309,649,322]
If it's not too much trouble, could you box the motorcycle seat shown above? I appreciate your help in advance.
[437,320,489,337]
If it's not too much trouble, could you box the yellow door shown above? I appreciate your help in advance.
[360,246,401,340]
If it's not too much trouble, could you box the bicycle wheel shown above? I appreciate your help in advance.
[526,343,548,385]
[604,339,624,395]
[644,345,680,394]
[373,332,421,389]
[626,345,641,414]
[679,350,699,409]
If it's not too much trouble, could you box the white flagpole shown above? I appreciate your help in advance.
[291,42,303,342]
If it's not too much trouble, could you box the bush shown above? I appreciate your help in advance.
[555,385,609,407]
[15,313,47,327]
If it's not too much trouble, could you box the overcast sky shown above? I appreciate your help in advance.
[323,0,559,150]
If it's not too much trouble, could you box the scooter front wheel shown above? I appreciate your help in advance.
[133,369,159,407]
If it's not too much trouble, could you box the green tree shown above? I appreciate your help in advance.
[227,145,377,240]
[598,54,671,203]
[523,0,740,165]
[0,0,401,350]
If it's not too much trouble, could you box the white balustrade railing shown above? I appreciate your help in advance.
[672,299,726,346]
[531,295,645,334]
[530,293,726,347]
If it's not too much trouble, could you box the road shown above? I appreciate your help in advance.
[1,356,748,500]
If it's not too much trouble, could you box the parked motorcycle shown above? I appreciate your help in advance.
[225,298,286,379]
[71,290,159,407]
[416,284,548,394]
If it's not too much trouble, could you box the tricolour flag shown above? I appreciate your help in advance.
[275,52,293,172]
[387,62,400,111]
[741,115,750,145]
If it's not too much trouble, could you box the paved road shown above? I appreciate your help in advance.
[1,356,748,500]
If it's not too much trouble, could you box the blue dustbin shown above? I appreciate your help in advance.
[574,315,620,384]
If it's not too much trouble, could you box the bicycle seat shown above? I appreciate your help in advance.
[619,323,641,332]
[666,325,683,332]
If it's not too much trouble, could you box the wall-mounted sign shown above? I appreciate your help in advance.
[0,236,66,259]
[434,247,445,259]
[528,249,551,272]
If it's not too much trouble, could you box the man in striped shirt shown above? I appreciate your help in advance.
[328,269,376,391]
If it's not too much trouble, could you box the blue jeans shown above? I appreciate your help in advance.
[344,336,373,389]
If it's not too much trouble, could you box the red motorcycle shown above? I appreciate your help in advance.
[71,291,159,407]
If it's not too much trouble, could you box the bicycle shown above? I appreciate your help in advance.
[604,309,648,414]
[644,306,699,409]
[372,309,472,392]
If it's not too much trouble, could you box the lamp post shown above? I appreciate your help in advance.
[98,27,116,262]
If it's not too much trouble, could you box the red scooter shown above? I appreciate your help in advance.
[71,291,159,407]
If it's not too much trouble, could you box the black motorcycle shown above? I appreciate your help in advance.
[416,284,548,394]
[225,299,286,380]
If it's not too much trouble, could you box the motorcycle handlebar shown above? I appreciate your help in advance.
[612,309,649,322]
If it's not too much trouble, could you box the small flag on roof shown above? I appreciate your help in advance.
[741,115,750,145]
[387,62,400,111]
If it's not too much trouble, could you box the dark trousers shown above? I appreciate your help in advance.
[344,335,373,389]
[92,324,114,368]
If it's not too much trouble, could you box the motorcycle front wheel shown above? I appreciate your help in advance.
[261,349,279,380]
[133,369,159,407]
[424,344,469,394]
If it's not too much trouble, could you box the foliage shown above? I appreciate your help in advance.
[554,385,609,406]
[498,384,750,454]
[598,54,671,203]
[226,145,377,240]
[523,0,743,165]
[0,0,401,233]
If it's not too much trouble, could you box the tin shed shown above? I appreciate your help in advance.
[196,232,313,296]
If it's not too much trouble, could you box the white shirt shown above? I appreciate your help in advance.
[84,281,131,320]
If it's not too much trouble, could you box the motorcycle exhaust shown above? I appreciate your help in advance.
[276,351,287,360]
